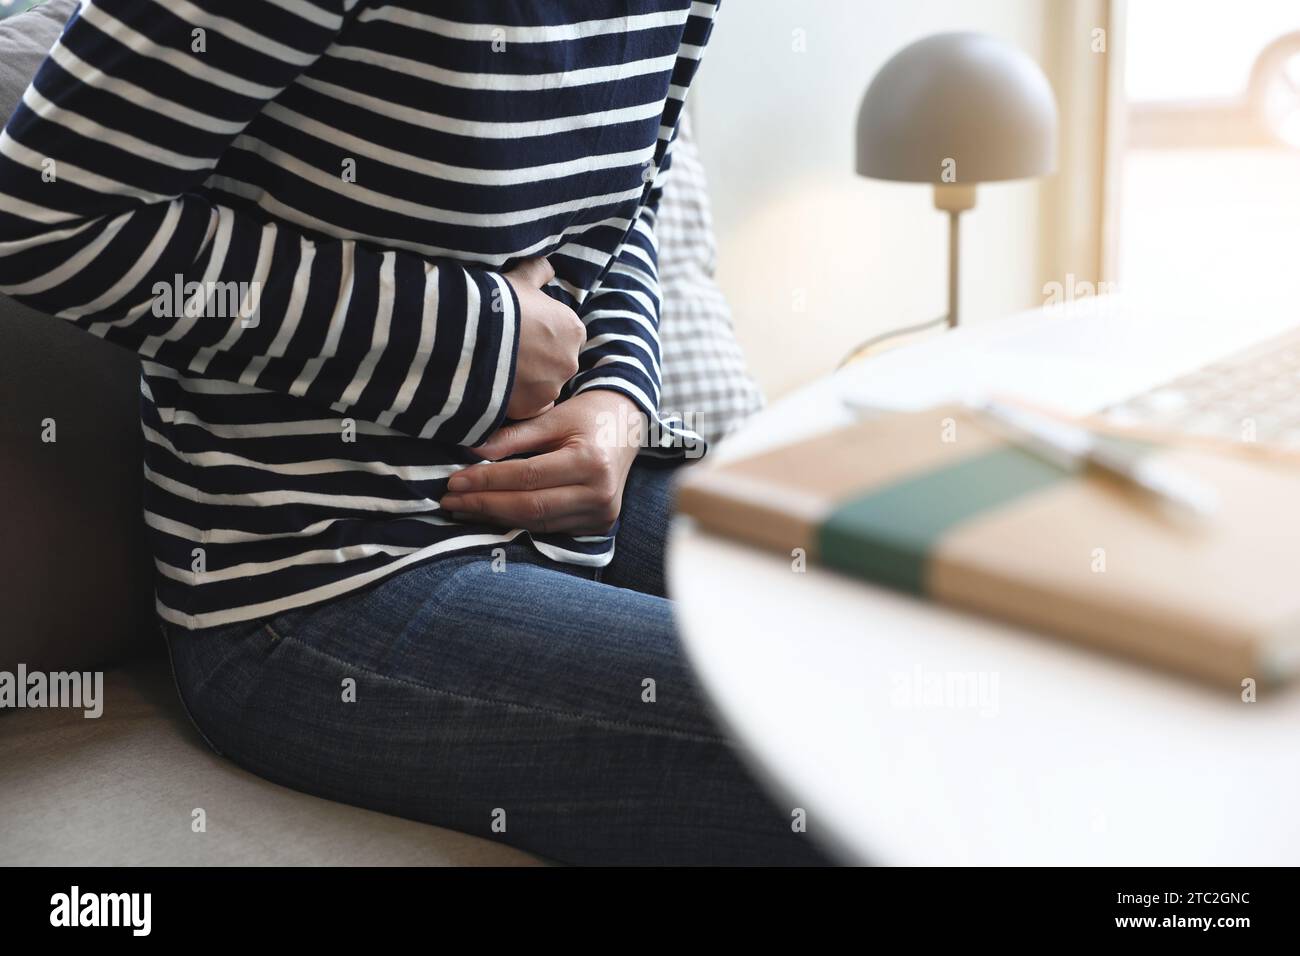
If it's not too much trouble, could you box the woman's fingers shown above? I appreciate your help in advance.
[474,411,564,461]
[439,484,601,533]
[447,448,584,494]
[503,255,555,289]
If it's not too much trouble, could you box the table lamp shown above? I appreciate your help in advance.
[855,32,1058,331]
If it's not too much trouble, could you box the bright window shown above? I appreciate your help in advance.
[1114,0,1300,304]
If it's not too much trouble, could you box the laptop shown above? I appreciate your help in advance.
[838,292,1300,458]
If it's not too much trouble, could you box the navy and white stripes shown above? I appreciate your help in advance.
[0,0,716,628]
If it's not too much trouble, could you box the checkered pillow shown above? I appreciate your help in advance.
[656,112,764,445]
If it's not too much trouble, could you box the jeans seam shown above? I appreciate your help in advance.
[275,629,730,747]
[160,621,226,757]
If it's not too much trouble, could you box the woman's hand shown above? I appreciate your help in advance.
[441,390,644,534]
[503,257,586,420]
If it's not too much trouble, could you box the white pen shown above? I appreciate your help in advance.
[972,398,1220,520]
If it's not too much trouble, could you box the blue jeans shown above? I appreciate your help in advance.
[165,461,830,866]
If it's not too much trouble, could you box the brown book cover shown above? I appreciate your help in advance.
[676,405,1300,688]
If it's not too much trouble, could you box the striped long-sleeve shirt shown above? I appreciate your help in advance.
[0,0,717,629]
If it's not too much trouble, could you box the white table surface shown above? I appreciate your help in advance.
[667,308,1300,866]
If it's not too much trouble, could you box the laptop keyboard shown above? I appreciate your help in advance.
[1098,326,1300,452]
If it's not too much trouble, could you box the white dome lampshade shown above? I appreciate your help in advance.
[856,32,1059,184]
[849,32,1058,336]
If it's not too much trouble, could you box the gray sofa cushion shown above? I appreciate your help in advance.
[0,1,75,119]
[1,0,156,674]
[0,657,542,865]
[0,1,77,120]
